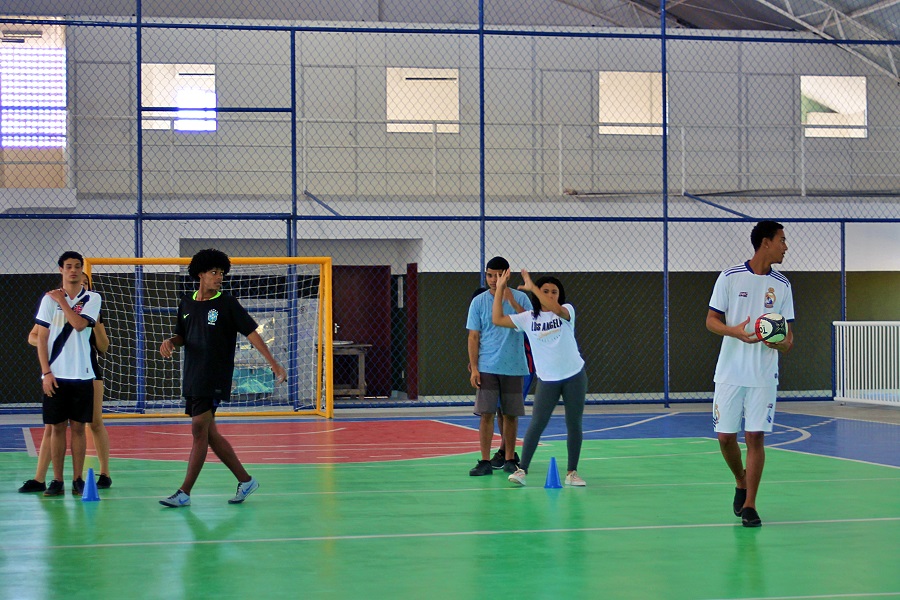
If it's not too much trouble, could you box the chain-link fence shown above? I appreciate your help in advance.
[2,1,898,412]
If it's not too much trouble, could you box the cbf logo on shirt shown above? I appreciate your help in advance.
[207,309,219,325]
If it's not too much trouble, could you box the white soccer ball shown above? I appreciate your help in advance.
[755,313,787,344]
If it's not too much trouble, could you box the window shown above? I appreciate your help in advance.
[142,63,216,132]
[386,67,459,133]
[598,71,665,136]
[801,76,866,138]
[0,23,66,147]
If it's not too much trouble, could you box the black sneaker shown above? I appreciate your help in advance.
[469,460,493,476]
[489,450,505,469]
[502,460,519,474]
[43,480,64,497]
[741,506,762,528]
[733,487,747,517]
[72,478,85,496]
[18,479,46,493]
[97,474,112,489]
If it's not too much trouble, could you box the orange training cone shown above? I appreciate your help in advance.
[82,467,101,502]
[544,457,562,489]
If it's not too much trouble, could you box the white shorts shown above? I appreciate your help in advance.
[713,383,777,433]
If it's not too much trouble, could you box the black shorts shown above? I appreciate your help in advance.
[185,396,221,417]
[43,379,94,425]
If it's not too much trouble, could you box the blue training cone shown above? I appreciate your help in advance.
[82,467,100,502]
[544,457,562,489]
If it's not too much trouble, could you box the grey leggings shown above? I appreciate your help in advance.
[519,368,587,473]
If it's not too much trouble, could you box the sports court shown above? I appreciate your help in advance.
[2,1,900,599]
[2,402,898,599]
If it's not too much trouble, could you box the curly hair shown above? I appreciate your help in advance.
[188,248,231,280]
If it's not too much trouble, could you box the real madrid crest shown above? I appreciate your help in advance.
[207,309,219,325]
[764,287,776,310]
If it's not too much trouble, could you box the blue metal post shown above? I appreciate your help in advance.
[135,0,147,413]
[478,0,486,285]
[661,0,671,408]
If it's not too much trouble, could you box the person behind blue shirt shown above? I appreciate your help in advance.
[466,256,532,476]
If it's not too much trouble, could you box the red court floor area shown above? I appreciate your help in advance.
[25,419,486,464]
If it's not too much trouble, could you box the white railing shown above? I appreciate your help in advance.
[833,321,900,406]
[10,118,900,197]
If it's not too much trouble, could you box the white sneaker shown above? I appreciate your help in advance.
[160,489,191,507]
[508,468,527,486]
[228,477,259,504]
[565,471,586,487]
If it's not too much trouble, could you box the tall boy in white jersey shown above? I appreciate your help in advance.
[34,251,102,497]
[706,220,794,528]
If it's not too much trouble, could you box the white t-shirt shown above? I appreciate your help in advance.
[508,304,584,382]
[709,262,794,388]
[35,287,101,381]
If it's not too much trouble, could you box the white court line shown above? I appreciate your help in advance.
[144,428,347,437]
[135,441,481,448]
[703,593,900,600]
[438,419,483,433]
[6,475,896,505]
[771,446,900,471]
[767,423,812,447]
[9,515,900,552]
[581,449,723,460]
[19,426,39,457]
[545,412,679,438]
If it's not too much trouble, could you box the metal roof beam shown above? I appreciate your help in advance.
[749,0,899,80]
[848,0,900,19]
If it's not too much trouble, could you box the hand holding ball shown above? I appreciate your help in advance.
[755,313,787,344]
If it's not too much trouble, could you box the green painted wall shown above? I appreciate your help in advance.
[847,272,900,320]
[419,270,900,398]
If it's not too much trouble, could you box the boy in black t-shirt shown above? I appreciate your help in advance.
[159,249,286,507]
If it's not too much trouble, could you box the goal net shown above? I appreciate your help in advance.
[85,257,334,417]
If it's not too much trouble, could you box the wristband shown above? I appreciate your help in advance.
[42,371,51,376]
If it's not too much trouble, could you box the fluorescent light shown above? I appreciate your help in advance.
[2,30,43,40]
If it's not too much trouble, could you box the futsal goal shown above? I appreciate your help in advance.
[85,257,334,418]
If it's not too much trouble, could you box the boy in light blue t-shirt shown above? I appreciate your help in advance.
[466,256,532,476]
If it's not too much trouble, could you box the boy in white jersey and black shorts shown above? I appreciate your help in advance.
[706,221,795,527]
[34,251,102,497]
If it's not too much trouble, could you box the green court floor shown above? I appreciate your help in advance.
[2,436,899,599]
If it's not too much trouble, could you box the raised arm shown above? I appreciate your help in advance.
[504,288,525,313]
[519,269,569,320]
[491,269,518,329]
